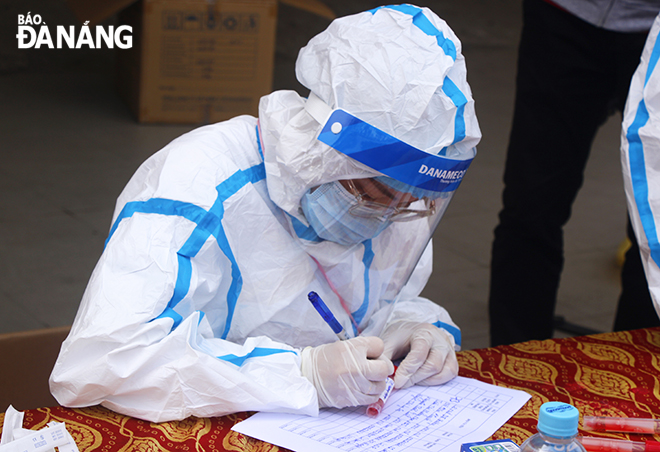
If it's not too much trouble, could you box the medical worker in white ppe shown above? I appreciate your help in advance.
[621,13,660,322]
[50,5,481,422]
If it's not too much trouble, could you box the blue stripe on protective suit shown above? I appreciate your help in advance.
[351,240,374,331]
[289,214,323,242]
[317,110,472,193]
[628,102,660,267]
[645,37,660,85]
[106,199,209,247]
[218,347,297,367]
[153,308,204,330]
[627,35,660,269]
[442,78,468,145]
[370,5,457,61]
[106,164,266,338]
[433,321,461,347]
[158,307,183,329]
[255,126,264,160]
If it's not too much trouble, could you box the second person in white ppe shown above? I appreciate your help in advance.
[50,4,481,422]
[620,13,660,322]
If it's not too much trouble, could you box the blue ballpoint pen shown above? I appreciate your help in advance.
[307,291,349,340]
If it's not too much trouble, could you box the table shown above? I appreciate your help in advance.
[2,328,659,451]
[460,327,660,445]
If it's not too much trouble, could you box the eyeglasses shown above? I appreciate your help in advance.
[344,179,436,222]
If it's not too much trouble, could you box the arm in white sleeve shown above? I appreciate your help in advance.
[49,213,318,422]
[621,13,660,320]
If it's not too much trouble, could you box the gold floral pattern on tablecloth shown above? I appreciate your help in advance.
[222,413,282,452]
[499,355,559,386]
[577,342,636,366]
[574,366,636,400]
[510,339,562,355]
[456,350,484,376]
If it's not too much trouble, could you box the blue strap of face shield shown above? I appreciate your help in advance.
[317,110,473,193]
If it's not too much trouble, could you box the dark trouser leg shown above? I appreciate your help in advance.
[489,0,615,346]
[489,0,649,345]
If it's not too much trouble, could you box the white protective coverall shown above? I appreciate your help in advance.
[621,13,660,320]
[50,5,481,422]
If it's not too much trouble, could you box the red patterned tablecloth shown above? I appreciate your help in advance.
[2,328,659,451]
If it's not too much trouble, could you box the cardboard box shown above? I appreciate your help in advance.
[67,0,335,124]
[120,0,278,123]
[0,326,71,410]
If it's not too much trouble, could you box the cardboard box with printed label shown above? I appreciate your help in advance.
[66,0,334,124]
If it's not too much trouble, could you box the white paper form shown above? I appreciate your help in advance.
[232,377,531,452]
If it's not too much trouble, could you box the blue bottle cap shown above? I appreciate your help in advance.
[538,402,580,437]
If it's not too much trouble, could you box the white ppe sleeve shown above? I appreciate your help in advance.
[49,213,318,422]
[621,13,660,320]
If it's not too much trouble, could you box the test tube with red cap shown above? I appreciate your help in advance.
[366,366,397,418]
[578,437,660,452]
[583,417,660,434]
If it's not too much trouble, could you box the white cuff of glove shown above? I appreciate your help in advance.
[301,336,394,409]
[381,321,458,389]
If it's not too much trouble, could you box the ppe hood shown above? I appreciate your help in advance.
[259,5,481,219]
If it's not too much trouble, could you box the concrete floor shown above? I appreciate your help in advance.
[0,0,630,350]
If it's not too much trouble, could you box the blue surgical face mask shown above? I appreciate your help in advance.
[300,181,392,246]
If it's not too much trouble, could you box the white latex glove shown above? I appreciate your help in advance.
[301,336,395,408]
[381,321,458,389]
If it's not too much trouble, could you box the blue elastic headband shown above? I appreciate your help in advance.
[317,110,473,193]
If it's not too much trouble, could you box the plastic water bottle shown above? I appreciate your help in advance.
[520,402,586,452]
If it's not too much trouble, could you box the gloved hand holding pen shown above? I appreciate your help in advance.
[301,336,395,408]
[381,321,458,389]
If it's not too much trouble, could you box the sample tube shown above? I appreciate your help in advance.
[583,417,660,434]
[578,437,660,452]
[366,376,395,417]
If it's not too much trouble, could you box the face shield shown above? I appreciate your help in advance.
[300,92,474,253]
